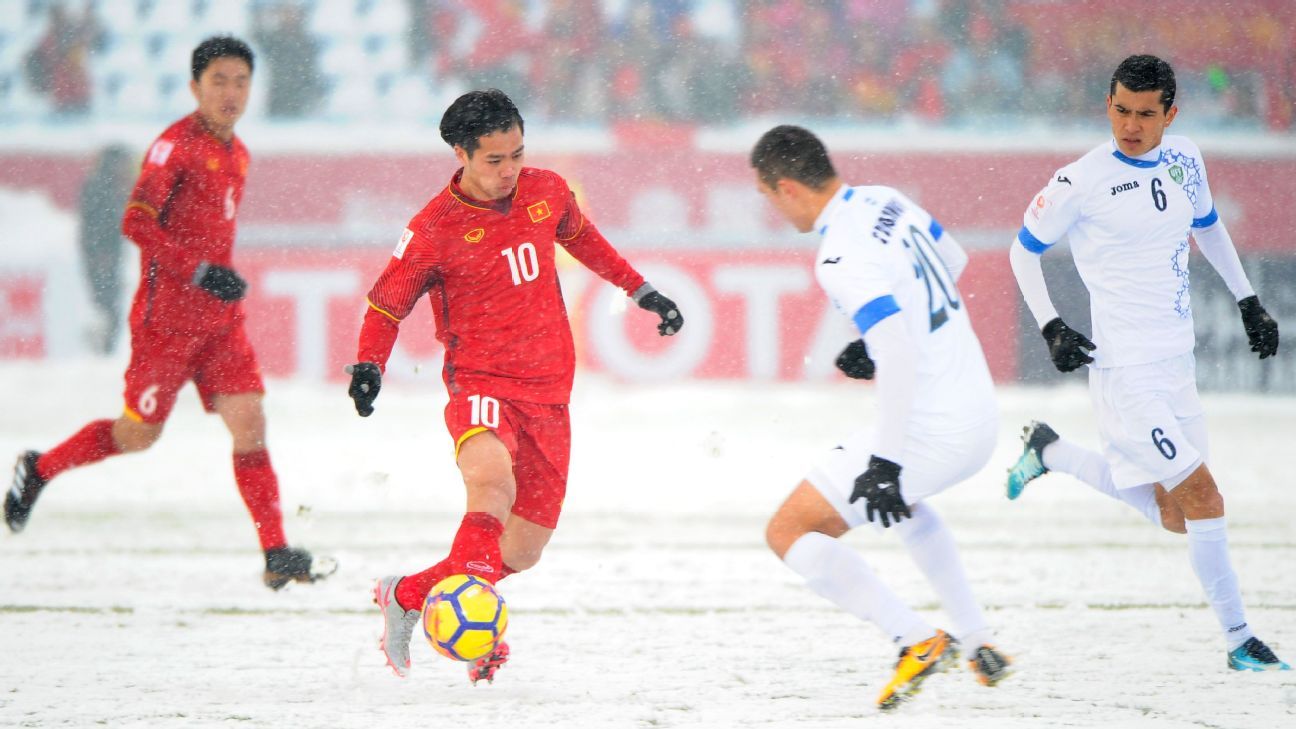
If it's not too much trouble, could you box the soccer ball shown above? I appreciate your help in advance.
[422,574,508,661]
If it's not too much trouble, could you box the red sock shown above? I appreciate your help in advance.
[233,450,286,552]
[395,512,504,611]
[499,563,518,580]
[36,419,120,481]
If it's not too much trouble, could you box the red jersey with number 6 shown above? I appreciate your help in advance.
[122,112,249,335]
[357,167,645,404]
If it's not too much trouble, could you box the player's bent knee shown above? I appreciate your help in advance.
[765,515,803,560]
[1153,486,1188,533]
[112,418,162,452]
[1164,466,1225,521]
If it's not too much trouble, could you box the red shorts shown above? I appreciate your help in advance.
[444,393,571,529]
[122,323,265,424]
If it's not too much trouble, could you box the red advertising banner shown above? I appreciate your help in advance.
[0,145,1289,385]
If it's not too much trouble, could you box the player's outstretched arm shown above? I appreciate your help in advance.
[1008,240,1059,328]
[1191,219,1278,359]
[350,299,404,417]
[345,363,382,417]
[1238,296,1279,359]
[632,283,683,336]
[861,311,917,464]
[1009,240,1095,371]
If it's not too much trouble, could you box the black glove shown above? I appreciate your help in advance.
[1041,317,1096,373]
[637,289,683,336]
[195,263,248,302]
[835,339,875,380]
[1238,295,1278,359]
[849,456,910,528]
[345,362,382,417]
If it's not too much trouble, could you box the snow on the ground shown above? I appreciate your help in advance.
[1,359,1293,728]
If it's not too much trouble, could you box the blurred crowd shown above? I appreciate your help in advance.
[419,0,1296,130]
[19,2,101,116]
[13,0,1296,130]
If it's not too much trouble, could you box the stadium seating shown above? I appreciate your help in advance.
[1,0,1288,130]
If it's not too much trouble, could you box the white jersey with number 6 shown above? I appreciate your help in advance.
[1017,135,1218,368]
[813,184,995,435]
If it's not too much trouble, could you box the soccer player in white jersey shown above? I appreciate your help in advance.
[752,126,1011,711]
[1006,54,1289,671]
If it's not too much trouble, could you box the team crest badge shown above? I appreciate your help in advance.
[527,200,551,223]
[1168,165,1184,185]
[464,227,485,243]
[206,157,220,171]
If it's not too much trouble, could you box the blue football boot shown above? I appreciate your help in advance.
[1006,421,1059,500]
[1227,637,1291,671]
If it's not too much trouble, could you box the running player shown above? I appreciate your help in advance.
[6,37,332,590]
[348,89,682,682]
[752,125,1010,711]
[1006,54,1288,671]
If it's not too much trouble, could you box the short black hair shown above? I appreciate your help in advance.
[192,36,254,81]
[750,125,837,190]
[439,89,525,157]
[1110,54,1176,112]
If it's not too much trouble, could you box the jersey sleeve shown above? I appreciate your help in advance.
[554,187,644,295]
[121,135,205,280]
[356,228,439,369]
[1018,163,1085,254]
[815,236,898,337]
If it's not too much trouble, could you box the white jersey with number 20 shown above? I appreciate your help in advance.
[813,184,995,435]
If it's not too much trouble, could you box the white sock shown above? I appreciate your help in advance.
[893,503,992,648]
[1043,438,1162,527]
[1183,517,1252,650]
[783,531,934,646]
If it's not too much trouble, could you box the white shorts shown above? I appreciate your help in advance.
[806,419,997,529]
[1089,353,1208,490]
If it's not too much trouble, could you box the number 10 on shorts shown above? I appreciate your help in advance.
[468,394,500,428]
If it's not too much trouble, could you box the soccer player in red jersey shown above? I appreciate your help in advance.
[6,37,332,590]
[350,89,683,681]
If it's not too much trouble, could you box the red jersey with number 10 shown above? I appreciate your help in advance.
[357,167,645,404]
[122,112,249,334]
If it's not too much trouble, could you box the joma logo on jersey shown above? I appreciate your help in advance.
[1110,180,1141,196]
[527,201,551,223]
[464,227,485,243]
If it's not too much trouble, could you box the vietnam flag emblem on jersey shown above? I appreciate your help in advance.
[527,200,551,223]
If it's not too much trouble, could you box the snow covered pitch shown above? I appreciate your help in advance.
[1,360,1292,728]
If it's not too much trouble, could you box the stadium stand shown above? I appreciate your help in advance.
[0,0,1291,130]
